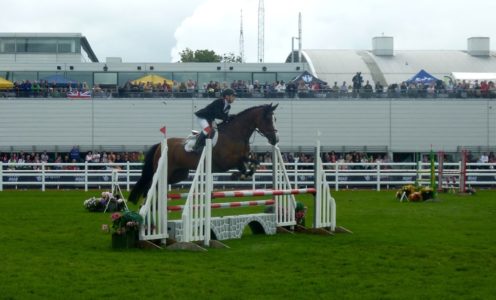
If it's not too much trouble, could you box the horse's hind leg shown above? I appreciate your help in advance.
[169,169,190,184]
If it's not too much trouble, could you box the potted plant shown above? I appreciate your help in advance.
[111,210,143,249]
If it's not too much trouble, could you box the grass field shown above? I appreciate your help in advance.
[0,189,495,299]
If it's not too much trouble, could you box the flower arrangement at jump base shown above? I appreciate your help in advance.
[83,191,125,212]
[110,210,143,249]
[396,185,435,202]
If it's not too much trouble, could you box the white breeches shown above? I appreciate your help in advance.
[196,116,210,134]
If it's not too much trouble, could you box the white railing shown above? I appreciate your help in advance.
[1,161,495,191]
[182,139,212,246]
[139,140,168,241]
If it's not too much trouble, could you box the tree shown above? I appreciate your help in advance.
[179,48,221,62]
[221,52,242,63]
[178,48,242,63]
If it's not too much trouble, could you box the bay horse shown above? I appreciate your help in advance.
[128,103,279,204]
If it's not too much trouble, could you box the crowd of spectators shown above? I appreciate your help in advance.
[2,146,495,172]
[1,146,144,171]
[3,76,496,99]
[1,80,111,98]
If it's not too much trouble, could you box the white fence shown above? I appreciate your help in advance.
[1,161,495,191]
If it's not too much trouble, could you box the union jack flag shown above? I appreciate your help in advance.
[67,91,92,99]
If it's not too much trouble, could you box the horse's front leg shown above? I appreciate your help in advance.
[237,155,259,180]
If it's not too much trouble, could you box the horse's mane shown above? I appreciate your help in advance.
[218,104,269,131]
[235,104,269,117]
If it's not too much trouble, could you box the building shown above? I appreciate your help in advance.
[1,33,495,159]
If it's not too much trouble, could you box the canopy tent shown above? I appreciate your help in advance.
[406,69,439,84]
[131,74,173,87]
[450,72,496,82]
[0,77,14,89]
[289,70,327,85]
[40,74,77,87]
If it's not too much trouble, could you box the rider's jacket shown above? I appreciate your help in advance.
[195,98,230,123]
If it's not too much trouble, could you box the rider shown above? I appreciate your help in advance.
[193,88,236,153]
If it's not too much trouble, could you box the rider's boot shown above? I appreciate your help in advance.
[193,132,207,154]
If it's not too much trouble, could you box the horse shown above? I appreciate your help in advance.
[128,103,279,204]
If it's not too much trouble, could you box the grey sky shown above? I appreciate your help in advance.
[1,0,495,63]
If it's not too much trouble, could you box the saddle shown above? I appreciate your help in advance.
[183,129,218,152]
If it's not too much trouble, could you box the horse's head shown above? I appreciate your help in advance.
[255,103,279,145]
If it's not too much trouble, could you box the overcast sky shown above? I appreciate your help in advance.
[1,0,495,63]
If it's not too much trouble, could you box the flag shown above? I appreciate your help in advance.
[67,91,91,99]
[159,126,166,136]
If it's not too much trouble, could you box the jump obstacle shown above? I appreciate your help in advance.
[415,150,468,194]
[138,139,344,250]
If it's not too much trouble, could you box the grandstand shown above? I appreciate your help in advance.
[1,33,495,159]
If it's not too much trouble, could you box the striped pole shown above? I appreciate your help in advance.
[212,188,316,198]
[168,187,316,200]
[168,199,275,212]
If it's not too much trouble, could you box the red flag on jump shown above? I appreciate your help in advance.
[159,126,166,136]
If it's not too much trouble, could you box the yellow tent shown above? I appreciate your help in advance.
[131,74,173,87]
[0,77,14,90]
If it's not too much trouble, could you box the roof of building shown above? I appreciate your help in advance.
[298,48,496,86]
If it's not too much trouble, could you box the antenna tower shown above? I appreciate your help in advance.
[298,12,302,62]
[258,0,265,63]
[239,9,244,63]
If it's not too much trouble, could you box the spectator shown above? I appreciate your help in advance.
[375,81,383,97]
[286,81,297,98]
[70,145,81,162]
[340,81,348,97]
[351,72,363,98]
[297,80,309,97]
[363,80,373,98]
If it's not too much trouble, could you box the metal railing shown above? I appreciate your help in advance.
[3,88,496,100]
[1,161,495,191]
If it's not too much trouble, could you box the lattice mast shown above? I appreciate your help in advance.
[258,0,265,63]
[239,9,244,63]
[298,12,302,62]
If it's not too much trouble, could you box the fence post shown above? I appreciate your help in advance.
[251,172,256,190]
[84,162,88,191]
[126,162,130,192]
[335,163,339,191]
[376,161,381,191]
[294,159,299,188]
[0,162,3,192]
[41,162,46,192]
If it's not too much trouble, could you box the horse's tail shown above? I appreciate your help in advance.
[128,143,160,204]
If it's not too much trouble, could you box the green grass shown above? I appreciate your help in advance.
[0,189,495,299]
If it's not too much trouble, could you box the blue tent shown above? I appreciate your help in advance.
[40,74,77,86]
[406,69,439,84]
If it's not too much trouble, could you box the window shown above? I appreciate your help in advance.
[226,72,251,84]
[253,72,276,85]
[12,71,38,82]
[68,72,93,87]
[0,39,16,53]
[26,38,57,53]
[118,72,146,86]
[58,38,79,53]
[172,72,197,84]
[277,72,300,83]
[94,72,117,89]
[198,72,225,88]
